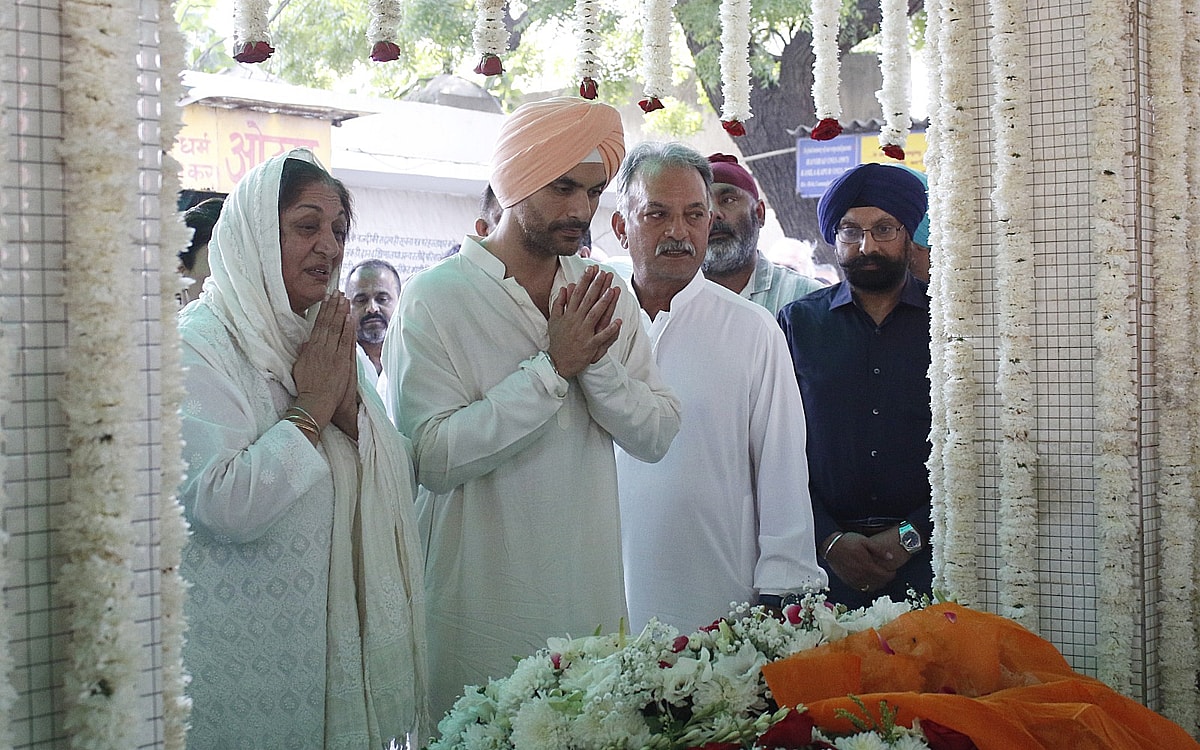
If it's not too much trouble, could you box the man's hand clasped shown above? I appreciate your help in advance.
[824,524,912,594]
[547,265,622,378]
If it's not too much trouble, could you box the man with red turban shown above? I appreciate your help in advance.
[382,97,681,721]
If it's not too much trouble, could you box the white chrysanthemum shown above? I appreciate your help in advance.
[494,656,555,717]
[834,731,892,750]
[509,696,570,747]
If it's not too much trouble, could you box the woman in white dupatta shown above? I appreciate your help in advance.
[178,149,427,748]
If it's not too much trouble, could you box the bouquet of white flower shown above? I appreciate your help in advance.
[426,594,934,750]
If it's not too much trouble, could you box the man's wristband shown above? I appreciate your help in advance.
[821,531,847,559]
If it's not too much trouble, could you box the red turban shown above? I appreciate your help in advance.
[708,153,759,199]
[490,97,625,209]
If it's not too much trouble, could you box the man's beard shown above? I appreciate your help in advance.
[357,313,388,346]
[522,218,588,257]
[841,252,908,292]
[702,219,758,275]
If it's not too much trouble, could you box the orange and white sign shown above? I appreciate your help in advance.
[173,105,332,192]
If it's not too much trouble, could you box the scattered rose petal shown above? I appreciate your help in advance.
[882,143,906,160]
[783,603,803,625]
[639,97,665,113]
[944,611,958,623]
[233,40,274,64]
[810,117,843,140]
[579,77,599,100]
[722,119,746,137]
[876,630,895,654]
[474,53,504,76]
[370,40,400,62]
[671,635,690,653]
[921,719,978,750]
[700,619,723,632]
[658,659,671,668]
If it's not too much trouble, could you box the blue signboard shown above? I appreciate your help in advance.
[795,138,858,198]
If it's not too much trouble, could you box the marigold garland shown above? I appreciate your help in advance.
[59,0,144,744]
[156,0,196,745]
[717,0,752,134]
[987,0,1040,633]
[810,0,843,140]
[876,0,911,158]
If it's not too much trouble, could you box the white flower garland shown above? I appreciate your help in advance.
[640,0,675,108]
[922,0,947,593]
[157,1,195,745]
[59,0,144,744]
[575,0,601,97]
[718,0,752,130]
[876,0,911,158]
[472,0,509,72]
[231,0,273,61]
[987,0,1039,632]
[931,0,980,604]
[1148,0,1199,730]
[0,3,19,745]
[1185,7,1200,729]
[810,0,842,125]
[367,0,403,61]
[1086,0,1138,696]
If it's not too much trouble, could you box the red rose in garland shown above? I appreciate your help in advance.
[233,41,274,64]
[639,97,665,113]
[722,119,746,137]
[474,53,504,76]
[579,77,599,100]
[882,144,906,161]
[370,41,400,62]
[811,117,843,141]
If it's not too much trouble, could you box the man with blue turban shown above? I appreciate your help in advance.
[777,162,933,609]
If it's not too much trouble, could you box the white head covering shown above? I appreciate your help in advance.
[194,149,429,742]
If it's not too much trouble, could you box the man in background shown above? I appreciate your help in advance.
[345,258,401,396]
[702,153,824,314]
[383,98,680,718]
[777,162,932,609]
[612,142,825,631]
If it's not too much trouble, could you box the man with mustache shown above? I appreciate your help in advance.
[345,258,401,394]
[382,98,681,719]
[611,142,825,631]
[702,153,824,314]
[777,162,932,609]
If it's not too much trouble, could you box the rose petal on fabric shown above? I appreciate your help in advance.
[944,611,958,624]
[579,77,599,100]
[921,718,979,750]
[474,53,504,76]
[370,40,400,62]
[810,117,843,140]
[639,97,665,113]
[233,40,274,64]
[875,629,895,655]
[756,708,815,748]
[882,144,906,160]
[721,119,746,137]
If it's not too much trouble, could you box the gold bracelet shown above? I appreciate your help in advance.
[283,409,321,440]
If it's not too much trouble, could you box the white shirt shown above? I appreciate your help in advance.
[382,237,681,718]
[618,271,827,632]
[357,344,392,422]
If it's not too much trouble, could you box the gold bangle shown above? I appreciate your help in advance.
[822,531,847,559]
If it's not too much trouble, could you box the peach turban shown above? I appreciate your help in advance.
[490,97,625,209]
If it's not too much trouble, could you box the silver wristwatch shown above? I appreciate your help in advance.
[898,521,923,553]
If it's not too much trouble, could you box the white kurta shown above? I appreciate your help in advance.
[382,238,681,720]
[618,272,827,632]
[179,304,336,747]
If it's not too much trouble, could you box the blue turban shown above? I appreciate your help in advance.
[817,163,928,245]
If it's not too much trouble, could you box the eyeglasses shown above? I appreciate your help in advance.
[835,223,905,244]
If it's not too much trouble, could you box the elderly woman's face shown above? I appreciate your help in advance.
[279,182,348,314]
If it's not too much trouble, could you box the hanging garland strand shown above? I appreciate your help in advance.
[809,0,842,140]
[231,0,274,63]
[367,0,403,62]
[876,0,911,159]
[58,0,144,744]
[157,0,197,744]
[1185,3,1200,728]
[575,0,601,99]
[639,0,674,112]
[1148,0,1199,731]
[472,0,509,76]
[718,0,752,136]
[988,0,1040,632]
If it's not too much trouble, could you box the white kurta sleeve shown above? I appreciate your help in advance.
[385,293,570,495]
[748,325,829,593]
[575,284,681,462]
[180,345,329,544]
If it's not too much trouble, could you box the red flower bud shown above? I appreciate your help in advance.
[658,660,671,668]
[233,40,275,64]
[783,603,803,624]
[671,635,690,653]
[700,619,723,632]
[721,119,746,137]
[810,117,843,141]
[756,708,815,749]
[579,77,599,100]
[474,53,504,77]
[882,143,906,160]
[370,40,401,62]
[550,652,562,669]
[639,97,665,113]
[921,719,978,750]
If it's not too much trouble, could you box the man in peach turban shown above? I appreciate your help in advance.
[381,96,681,721]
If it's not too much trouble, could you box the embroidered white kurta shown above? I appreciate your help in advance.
[383,238,681,719]
[618,272,827,632]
